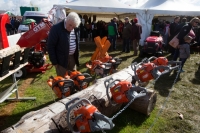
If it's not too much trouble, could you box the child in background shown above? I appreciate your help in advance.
[179,35,192,72]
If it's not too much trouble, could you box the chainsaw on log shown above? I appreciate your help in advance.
[86,56,122,78]
[131,56,181,86]
[66,98,114,133]
[47,76,74,99]
[86,60,112,78]
[104,78,147,106]
[65,70,93,91]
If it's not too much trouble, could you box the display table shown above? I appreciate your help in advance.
[0,62,36,103]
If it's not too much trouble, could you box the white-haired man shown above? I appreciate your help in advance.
[47,12,81,77]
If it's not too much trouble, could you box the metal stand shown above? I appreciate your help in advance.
[0,63,36,103]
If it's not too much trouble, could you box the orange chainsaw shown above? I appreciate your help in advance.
[47,76,74,99]
[86,60,112,77]
[104,78,147,106]
[131,56,182,85]
[99,56,122,74]
[66,98,114,133]
[65,70,93,91]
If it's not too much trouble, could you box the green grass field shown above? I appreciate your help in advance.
[0,42,200,133]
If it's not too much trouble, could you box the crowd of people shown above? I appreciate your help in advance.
[79,17,142,55]
[5,17,21,36]
[153,16,200,72]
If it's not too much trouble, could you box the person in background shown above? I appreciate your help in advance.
[163,21,170,47]
[91,20,96,41]
[47,12,81,77]
[173,17,199,61]
[122,17,132,53]
[168,16,180,55]
[131,18,142,56]
[179,35,192,72]
[176,17,188,32]
[118,20,124,42]
[108,17,119,51]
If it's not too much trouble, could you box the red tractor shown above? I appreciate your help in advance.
[140,31,165,57]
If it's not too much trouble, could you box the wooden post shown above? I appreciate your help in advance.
[1,66,157,133]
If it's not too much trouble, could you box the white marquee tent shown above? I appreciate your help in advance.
[50,0,200,45]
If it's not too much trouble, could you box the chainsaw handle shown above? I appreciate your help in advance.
[132,86,147,99]
[66,98,92,132]
[65,97,80,110]
[105,78,121,106]
[93,112,114,129]
[131,63,142,85]
[148,56,157,62]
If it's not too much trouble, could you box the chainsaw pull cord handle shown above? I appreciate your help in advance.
[105,78,121,106]
[93,112,114,129]
[66,98,92,132]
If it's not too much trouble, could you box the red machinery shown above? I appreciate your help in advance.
[104,78,147,105]
[131,56,181,86]
[47,70,92,99]
[66,98,114,132]
[0,13,53,78]
[0,13,10,48]
[47,76,74,99]
[65,70,92,91]
[16,19,53,78]
[140,31,164,57]
[86,36,122,78]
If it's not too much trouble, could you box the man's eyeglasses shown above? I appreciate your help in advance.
[195,21,199,24]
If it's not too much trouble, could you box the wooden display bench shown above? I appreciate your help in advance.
[0,44,36,103]
[0,62,36,103]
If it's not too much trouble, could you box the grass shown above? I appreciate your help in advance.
[0,42,200,133]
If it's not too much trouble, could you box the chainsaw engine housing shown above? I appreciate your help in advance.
[110,81,132,103]
[136,63,155,82]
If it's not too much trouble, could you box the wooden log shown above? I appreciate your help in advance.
[1,66,157,133]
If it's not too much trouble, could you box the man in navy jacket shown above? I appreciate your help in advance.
[47,12,81,77]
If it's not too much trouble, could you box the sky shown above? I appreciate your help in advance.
[1,0,199,16]
[0,0,72,15]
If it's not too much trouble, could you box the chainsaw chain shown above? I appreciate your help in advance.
[111,97,136,121]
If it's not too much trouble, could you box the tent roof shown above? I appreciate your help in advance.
[140,0,200,16]
[55,0,143,15]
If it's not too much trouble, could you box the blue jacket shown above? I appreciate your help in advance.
[47,20,80,68]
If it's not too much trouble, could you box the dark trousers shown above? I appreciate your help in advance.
[123,39,130,52]
[108,35,116,50]
[173,48,179,61]
[179,58,187,70]
[55,55,76,77]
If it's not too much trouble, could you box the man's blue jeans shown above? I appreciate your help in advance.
[108,35,116,50]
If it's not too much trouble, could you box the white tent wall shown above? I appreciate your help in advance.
[136,11,154,46]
